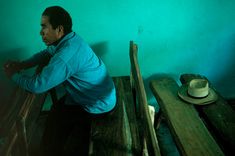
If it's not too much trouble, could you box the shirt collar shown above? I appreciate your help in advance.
[46,32,75,56]
[52,36,64,46]
[53,31,75,46]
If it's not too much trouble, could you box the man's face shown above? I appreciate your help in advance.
[40,16,62,46]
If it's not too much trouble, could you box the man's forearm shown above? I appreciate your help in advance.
[21,50,51,71]
[20,61,38,70]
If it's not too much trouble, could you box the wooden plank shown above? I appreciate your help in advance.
[26,93,46,142]
[120,77,141,155]
[18,92,46,155]
[129,41,161,156]
[180,74,235,153]
[16,117,28,156]
[0,87,46,156]
[0,123,18,156]
[89,76,140,156]
[0,88,28,136]
[150,77,224,156]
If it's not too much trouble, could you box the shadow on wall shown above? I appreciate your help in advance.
[90,41,109,59]
[0,48,26,63]
[0,48,26,106]
[212,33,235,98]
[214,64,235,99]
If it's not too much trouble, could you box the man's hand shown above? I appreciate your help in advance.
[3,60,23,78]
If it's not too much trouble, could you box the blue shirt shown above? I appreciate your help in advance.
[12,32,116,114]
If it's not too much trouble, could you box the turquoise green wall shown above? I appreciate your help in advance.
[1,0,235,106]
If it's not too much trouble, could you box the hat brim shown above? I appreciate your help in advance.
[178,84,218,105]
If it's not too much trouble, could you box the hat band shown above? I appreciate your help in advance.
[187,92,209,99]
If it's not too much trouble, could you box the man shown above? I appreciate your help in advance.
[3,6,116,155]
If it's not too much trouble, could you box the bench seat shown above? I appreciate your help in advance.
[180,74,235,154]
[150,76,224,156]
[89,76,141,155]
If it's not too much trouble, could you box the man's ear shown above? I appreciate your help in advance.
[58,25,64,32]
[56,25,64,35]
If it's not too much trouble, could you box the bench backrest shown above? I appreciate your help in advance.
[0,88,46,156]
[129,41,161,156]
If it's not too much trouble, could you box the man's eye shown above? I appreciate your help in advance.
[41,25,46,29]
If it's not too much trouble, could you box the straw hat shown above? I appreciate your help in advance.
[178,78,218,105]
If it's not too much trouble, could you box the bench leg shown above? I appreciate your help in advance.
[154,109,164,130]
[142,139,148,156]
[16,116,28,156]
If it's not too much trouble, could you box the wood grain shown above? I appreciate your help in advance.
[180,73,235,154]
[130,41,161,156]
[150,77,224,156]
[89,76,141,156]
[0,87,46,156]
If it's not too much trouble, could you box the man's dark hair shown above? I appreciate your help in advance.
[42,6,72,34]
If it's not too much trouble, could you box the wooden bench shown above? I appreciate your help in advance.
[0,78,143,156]
[83,41,161,155]
[180,74,235,154]
[0,87,46,156]
[88,76,141,155]
[129,41,161,156]
[150,73,235,156]
[0,41,161,156]
[48,41,161,155]
[48,76,159,156]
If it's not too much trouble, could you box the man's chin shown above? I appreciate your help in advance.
[43,41,51,46]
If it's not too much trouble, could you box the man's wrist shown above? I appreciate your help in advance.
[19,61,26,70]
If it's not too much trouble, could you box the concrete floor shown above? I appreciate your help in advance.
[157,121,180,156]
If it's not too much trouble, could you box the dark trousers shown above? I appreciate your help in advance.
[40,97,109,156]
